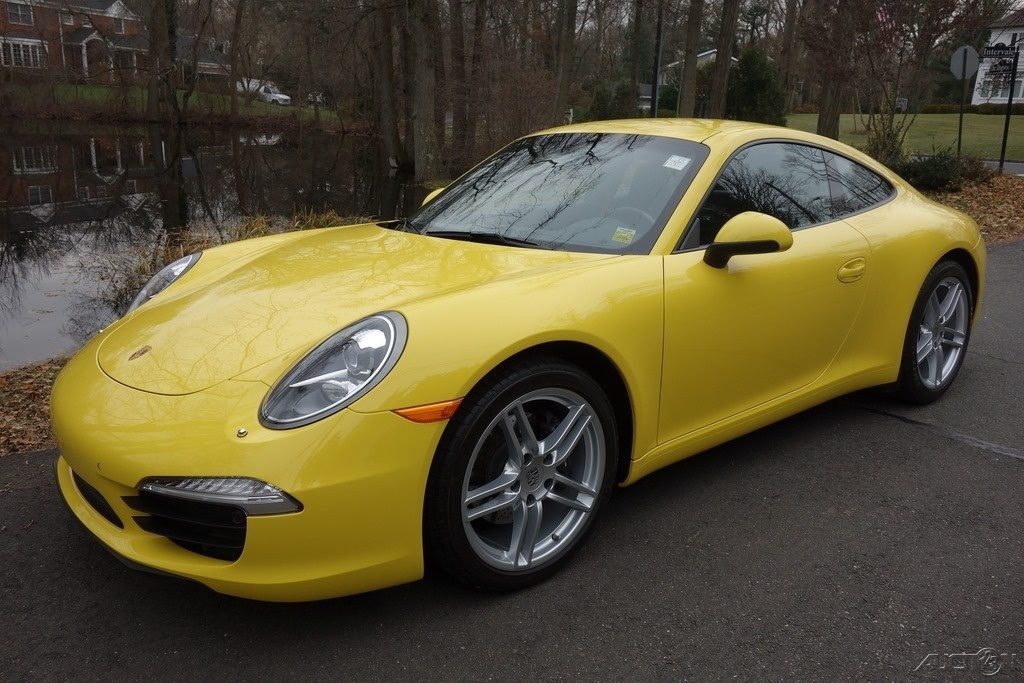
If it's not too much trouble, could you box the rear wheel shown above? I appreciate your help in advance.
[895,260,973,404]
[424,357,618,591]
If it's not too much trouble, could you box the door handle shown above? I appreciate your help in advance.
[837,257,866,283]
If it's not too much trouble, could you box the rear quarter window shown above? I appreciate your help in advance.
[824,152,895,218]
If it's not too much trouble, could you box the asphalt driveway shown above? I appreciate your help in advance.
[3,242,1023,680]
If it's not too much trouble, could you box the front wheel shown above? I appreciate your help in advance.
[895,260,974,404]
[424,357,618,591]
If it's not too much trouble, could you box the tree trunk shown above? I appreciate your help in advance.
[228,0,247,121]
[399,19,416,162]
[303,21,319,128]
[163,0,180,121]
[408,0,443,181]
[449,0,468,171]
[371,3,408,170]
[817,78,842,139]
[552,0,578,121]
[464,0,487,161]
[778,0,800,107]
[429,0,447,157]
[627,0,644,116]
[146,2,167,119]
[231,129,249,215]
[708,0,740,118]
[676,0,704,117]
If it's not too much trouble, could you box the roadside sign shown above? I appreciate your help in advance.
[950,45,979,79]
[988,59,1017,75]
[997,48,1021,173]
[982,45,1018,59]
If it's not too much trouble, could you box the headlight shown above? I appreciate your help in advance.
[127,252,200,313]
[260,312,407,429]
[140,477,301,515]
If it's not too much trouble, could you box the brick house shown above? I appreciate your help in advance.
[0,129,160,231]
[0,0,150,83]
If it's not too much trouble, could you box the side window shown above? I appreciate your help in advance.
[693,143,832,245]
[824,152,894,218]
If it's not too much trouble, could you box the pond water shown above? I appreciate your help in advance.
[0,122,427,370]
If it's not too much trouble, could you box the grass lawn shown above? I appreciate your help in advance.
[47,83,341,126]
[787,113,1024,161]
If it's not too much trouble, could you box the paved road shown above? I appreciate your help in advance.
[984,159,1024,175]
[3,243,1023,681]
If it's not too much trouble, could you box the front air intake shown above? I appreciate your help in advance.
[124,490,246,561]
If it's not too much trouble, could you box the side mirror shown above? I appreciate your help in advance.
[703,211,794,268]
[421,187,444,206]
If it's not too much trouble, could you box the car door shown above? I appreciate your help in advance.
[659,142,872,443]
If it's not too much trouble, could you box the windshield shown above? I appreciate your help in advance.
[409,132,709,254]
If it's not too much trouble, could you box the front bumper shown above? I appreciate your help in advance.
[52,344,446,602]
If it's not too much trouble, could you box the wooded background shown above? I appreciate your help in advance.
[146,0,1022,179]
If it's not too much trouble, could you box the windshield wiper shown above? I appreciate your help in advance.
[379,217,421,233]
[423,230,550,250]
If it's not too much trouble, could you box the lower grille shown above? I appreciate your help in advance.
[124,490,246,561]
[72,472,124,528]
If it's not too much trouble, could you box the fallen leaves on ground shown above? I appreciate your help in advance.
[0,358,67,456]
[927,175,1024,243]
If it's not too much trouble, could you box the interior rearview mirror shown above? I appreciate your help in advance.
[703,212,794,268]
[421,187,444,206]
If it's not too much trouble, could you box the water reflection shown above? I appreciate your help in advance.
[0,123,425,369]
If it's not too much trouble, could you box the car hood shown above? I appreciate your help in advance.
[97,224,611,395]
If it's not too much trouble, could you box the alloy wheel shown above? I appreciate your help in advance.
[460,388,605,571]
[916,276,969,389]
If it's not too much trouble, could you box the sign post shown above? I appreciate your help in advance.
[982,44,1020,173]
[950,45,979,157]
[999,49,1020,173]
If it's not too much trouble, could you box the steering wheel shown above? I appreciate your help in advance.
[606,206,655,229]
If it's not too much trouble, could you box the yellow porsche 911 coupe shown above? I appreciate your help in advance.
[53,120,985,601]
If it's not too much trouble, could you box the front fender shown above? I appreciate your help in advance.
[351,256,666,462]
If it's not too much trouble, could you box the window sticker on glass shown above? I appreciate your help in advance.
[663,155,691,171]
[611,227,637,244]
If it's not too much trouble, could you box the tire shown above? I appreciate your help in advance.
[424,356,619,591]
[894,260,974,404]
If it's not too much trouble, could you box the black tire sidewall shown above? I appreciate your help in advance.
[896,260,974,404]
[424,357,619,591]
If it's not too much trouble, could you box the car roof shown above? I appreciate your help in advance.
[530,118,787,143]
[528,118,898,182]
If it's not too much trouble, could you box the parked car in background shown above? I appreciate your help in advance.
[237,78,292,106]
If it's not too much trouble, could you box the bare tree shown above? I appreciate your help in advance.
[856,0,1004,162]
[802,0,856,138]
[708,0,741,118]
[552,0,579,120]
[777,0,801,107]
[464,0,488,161]
[450,0,470,170]
[370,0,408,170]
[676,0,705,117]
[228,0,248,122]
[408,0,444,180]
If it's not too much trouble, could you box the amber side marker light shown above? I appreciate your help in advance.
[393,398,463,423]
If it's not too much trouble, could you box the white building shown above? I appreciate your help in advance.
[639,50,741,112]
[972,10,1024,105]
